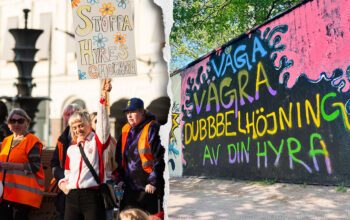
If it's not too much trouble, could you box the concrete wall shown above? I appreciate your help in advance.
[168,73,182,176]
[171,0,350,185]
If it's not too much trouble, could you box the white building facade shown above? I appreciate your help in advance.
[0,0,170,146]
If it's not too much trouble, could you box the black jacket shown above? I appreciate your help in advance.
[0,122,11,143]
[115,113,165,194]
[50,126,72,181]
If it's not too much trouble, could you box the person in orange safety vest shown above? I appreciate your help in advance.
[115,97,165,217]
[0,108,45,220]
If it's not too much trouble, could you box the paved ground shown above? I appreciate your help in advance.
[167,177,350,220]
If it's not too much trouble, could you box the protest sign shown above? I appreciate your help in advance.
[71,0,137,79]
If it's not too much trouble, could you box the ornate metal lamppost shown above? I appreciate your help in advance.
[1,9,50,133]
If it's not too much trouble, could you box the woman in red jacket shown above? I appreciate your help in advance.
[58,79,112,220]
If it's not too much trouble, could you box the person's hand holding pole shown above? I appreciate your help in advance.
[101,78,112,102]
[101,78,112,114]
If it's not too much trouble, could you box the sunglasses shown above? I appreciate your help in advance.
[9,118,26,125]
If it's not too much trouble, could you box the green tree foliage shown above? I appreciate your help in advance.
[170,0,303,72]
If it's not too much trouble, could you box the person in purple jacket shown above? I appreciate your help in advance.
[115,97,165,216]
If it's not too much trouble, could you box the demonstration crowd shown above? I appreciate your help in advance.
[0,80,165,220]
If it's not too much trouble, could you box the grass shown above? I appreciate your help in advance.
[335,183,347,193]
[255,178,277,185]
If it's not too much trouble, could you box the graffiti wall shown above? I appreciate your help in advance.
[169,73,183,176]
[177,0,350,184]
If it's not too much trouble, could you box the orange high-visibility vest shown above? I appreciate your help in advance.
[56,133,76,167]
[121,121,155,173]
[57,141,64,168]
[0,134,45,208]
[48,140,64,192]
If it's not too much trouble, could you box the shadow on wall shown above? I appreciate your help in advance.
[146,97,171,125]
[110,97,170,138]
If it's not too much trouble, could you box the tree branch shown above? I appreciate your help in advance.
[194,0,232,27]
[265,0,279,20]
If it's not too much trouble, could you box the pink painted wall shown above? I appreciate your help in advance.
[180,56,211,118]
[259,0,350,91]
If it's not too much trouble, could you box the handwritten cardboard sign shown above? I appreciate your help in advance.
[71,0,137,79]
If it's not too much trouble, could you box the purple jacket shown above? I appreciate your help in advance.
[115,113,165,193]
